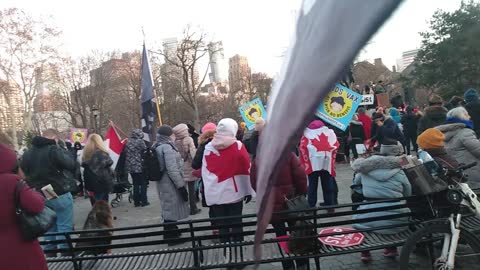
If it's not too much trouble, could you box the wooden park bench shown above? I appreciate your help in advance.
[44,194,480,270]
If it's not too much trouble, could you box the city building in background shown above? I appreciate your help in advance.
[162,37,179,63]
[0,80,24,132]
[228,54,251,94]
[208,41,227,84]
[397,49,419,72]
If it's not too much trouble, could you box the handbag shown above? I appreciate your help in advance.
[14,180,57,240]
[284,194,309,218]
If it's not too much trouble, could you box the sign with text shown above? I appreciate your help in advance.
[376,93,390,108]
[70,128,88,144]
[316,84,362,131]
[318,227,364,248]
[239,98,267,130]
[360,95,374,105]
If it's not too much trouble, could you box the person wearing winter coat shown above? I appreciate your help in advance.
[351,143,411,261]
[436,107,480,189]
[201,118,255,243]
[0,144,48,270]
[401,106,420,155]
[82,134,115,203]
[73,142,85,196]
[417,128,459,171]
[173,123,200,215]
[299,120,339,208]
[187,124,200,148]
[251,140,309,270]
[464,88,480,137]
[344,114,366,161]
[21,129,76,253]
[155,125,190,241]
[417,95,447,135]
[125,129,148,207]
[388,107,401,125]
[370,113,405,149]
[357,107,372,140]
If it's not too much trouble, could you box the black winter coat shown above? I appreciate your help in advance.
[82,150,114,194]
[401,113,420,137]
[417,106,447,135]
[465,100,480,137]
[21,136,76,195]
[347,121,366,141]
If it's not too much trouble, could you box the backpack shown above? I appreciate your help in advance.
[142,144,164,182]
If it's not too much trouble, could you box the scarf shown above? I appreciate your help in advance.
[155,134,177,150]
[446,117,474,129]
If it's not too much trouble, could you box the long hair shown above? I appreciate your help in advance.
[82,134,109,162]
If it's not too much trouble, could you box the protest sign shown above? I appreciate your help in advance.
[70,128,88,144]
[376,93,390,107]
[239,98,267,130]
[360,95,374,105]
[316,84,362,131]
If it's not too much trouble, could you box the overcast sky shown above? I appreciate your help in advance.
[1,0,464,78]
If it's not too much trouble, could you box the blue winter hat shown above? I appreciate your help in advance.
[464,88,478,103]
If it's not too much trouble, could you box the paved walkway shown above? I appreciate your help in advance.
[70,163,409,269]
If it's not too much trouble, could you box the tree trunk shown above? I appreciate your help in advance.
[193,101,201,130]
[8,100,19,150]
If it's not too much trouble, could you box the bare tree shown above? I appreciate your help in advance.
[0,8,61,145]
[156,25,214,128]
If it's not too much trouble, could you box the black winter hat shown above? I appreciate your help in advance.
[157,125,173,136]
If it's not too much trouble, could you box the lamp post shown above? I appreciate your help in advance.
[92,107,99,134]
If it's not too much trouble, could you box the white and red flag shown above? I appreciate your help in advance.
[104,125,126,169]
[298,126,339,176]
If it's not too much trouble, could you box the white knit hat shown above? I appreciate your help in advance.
[216,118,238,137]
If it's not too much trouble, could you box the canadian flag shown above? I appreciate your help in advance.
[299,127,339,176]
[104,126,126,170]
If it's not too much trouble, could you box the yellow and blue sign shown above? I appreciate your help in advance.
[239,98,267,130]
[316,84,362,131]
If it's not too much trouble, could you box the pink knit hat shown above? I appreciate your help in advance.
[308,120,325,129]
[201,122,217,133]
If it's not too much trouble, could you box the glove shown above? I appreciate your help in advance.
[244,195,252,204]
[178,187,189,202]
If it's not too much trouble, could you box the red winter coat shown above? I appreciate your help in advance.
[0,144,47,270]
[358,113,372,140]
[251,152,308,221]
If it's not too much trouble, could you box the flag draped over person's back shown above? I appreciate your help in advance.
[253,0,402,261]
[141,43,155,142]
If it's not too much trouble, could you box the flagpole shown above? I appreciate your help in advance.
[155,93,163,126]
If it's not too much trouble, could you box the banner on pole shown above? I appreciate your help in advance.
[316,84,362,131]
[70,128,88,144]
[239,98,267,130]
[360,95,374,105]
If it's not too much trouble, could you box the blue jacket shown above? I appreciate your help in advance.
[351,155,412,234]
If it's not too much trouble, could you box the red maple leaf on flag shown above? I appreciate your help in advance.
[205,144,250,192]
[311,133,334,152]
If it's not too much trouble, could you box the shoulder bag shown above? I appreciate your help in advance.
[14,180,57,240]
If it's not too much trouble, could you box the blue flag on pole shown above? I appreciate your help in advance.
[140,43,155,142]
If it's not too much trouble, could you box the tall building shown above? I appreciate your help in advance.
[397,49,419,72]
[208,41,227,83]
[162,38,179,63]
[0,81,25,132]
[228,54,251,93]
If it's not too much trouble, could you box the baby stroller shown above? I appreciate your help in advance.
[110,148,133,208]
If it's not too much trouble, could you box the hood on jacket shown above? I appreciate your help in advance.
[130,129,143,139]
[464,88,479,104]
[0,143,17,174]
[308,120,325,129]
[351,155,402,175]
[424,106,448,119]
[31,136,56,148]
[199,130,215,145]
[173,123,189,139]
[436,123,466,142]
[216,118,238,137]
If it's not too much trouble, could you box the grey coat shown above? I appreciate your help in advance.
[155,143,189,221]
[436,123,480,188]
[125,129,146,173]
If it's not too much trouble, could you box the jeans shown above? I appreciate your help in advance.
[272,221,309,270]
[44,193,74,251]
[187,181,199,212]
[210,201,244,243]
[308,171,338,207]
[131,172,148,205]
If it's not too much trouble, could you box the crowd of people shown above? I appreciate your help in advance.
[2,86,480,269]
